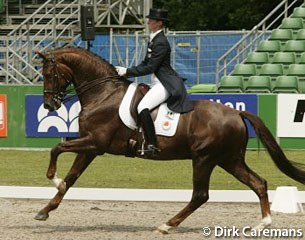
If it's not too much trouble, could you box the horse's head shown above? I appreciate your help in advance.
[37,51,73,111]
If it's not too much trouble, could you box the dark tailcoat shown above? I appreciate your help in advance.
[126,31,193,113]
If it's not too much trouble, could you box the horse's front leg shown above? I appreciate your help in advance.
[35,153,96,221]
[46,135,97,192]
[46,146,66,193]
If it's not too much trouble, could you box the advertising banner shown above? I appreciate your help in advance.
[189,94,258,136]
[26,95,80,137]
[26,94,258,138]
[0,94,7,137]
[277,94,305,137]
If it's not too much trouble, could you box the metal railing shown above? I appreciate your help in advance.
[95,0,151,29]
[215,0,302,86]
[4,0,81,84]
[1,0,150,84]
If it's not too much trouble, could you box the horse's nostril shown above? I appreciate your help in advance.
[44,103,50,109]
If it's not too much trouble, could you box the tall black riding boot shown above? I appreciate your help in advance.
[138,108,159,156]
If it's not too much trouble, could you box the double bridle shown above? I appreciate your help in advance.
[42,54,120,103]
[43,54,72,103]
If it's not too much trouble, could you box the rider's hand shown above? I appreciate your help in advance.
[115,66,127,76]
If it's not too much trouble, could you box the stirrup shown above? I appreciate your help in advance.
[147,144,160,154]
[138,144,160,156]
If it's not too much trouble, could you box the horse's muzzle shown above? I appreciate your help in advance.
[44,100,60,112]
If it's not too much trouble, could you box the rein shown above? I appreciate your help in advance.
[62,75,120,103]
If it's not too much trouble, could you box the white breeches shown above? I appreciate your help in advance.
[137,77,170,113]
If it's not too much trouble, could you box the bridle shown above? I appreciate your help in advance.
[42,54,120,104]
[43,54,73,103]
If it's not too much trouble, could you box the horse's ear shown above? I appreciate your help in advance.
[35,51,47,61]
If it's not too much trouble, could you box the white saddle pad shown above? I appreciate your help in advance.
[119,83,180,137]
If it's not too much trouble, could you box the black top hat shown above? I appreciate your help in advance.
[146,8,169,22]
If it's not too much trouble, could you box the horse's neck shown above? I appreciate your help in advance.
[73,75,129,107]
[59,50,101,80]
[58,49,127,105]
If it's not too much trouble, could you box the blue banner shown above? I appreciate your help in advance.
[189,94,258,136]
[26,95,80,137]
[26,94,258,138]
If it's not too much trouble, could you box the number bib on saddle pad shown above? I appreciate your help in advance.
[119,83,180,137]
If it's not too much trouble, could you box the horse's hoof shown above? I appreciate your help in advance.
[57,181,66,194]
[156,228,169,234]
[157,224,172,234]
[34,212,49,221]
[254,215,272,230]
[253,223,271,230]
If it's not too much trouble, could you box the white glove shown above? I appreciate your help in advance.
[115,66,127,76]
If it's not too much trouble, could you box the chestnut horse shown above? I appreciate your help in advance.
[35,47,305,233]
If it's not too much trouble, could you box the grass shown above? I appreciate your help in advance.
[0,149,304,190]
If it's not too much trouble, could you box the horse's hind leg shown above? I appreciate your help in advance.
[35,153,95,221]
[158,156,215,234]
[220,159,271,229]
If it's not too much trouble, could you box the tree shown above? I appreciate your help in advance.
[153,0,303,31]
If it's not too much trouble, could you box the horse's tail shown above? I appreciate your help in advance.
[240,111,305,184]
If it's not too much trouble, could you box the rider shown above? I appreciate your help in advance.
[116,8,193,155]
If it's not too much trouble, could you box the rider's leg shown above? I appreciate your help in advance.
[138,108,158,153]
[137,82,169,155]
[137,82,170,113]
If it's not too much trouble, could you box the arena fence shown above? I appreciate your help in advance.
[75,31,246,88]
[1,85,305,149]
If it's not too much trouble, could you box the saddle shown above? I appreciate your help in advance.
[129,83,158,124]
[119,83,181,157]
